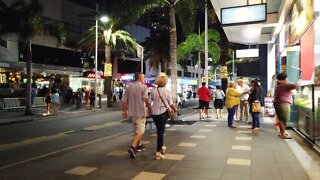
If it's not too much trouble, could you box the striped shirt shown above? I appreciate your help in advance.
[122,82,149,117]
[150,87,173,115]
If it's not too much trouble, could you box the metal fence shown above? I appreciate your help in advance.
[0,97,46,110]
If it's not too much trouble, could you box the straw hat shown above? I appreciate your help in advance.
[154,73,168,87]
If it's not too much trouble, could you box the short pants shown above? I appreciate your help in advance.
[273,103,290,125]
[131,116,146,134]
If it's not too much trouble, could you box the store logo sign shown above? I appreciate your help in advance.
[0,72,8,83]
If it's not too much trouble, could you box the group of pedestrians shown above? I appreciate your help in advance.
[196,82,225,120]
[44,88,60,116]
[122,72,177,160]
[121,72,300,160]
[225,79,262,129]
[75,88,96,110]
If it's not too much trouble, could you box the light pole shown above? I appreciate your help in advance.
[137,44,144,73]
[204,0,209,86]
[94,3,108,108]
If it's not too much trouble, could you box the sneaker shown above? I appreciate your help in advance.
[128,146,137,158]
[161,146,167,154]
[136,145,146,152]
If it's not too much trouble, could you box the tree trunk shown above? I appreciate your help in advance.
[104,45,113,107]
[220,52,228,94]
[25,40,33,115]
[169,5,178,104]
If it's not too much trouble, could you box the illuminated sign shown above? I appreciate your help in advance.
[236,49,259,58]
[104,63,112,77]
[87,73,102,78]
[220,66,228,79]
[0,72,8,83]
[289,0,314,45]
[121,74,134,81]
[221,4,266,26]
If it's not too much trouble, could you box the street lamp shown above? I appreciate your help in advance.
[95,3,109,108]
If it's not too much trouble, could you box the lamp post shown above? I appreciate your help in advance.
[94,3,108,108]
[137,44,144,73]
[204,0,209,86]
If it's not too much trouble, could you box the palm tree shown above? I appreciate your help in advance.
[177,29,220,65]
[0,0,66,115]
[77,23,137,107]
[143,29,170,73]
[104,0,213,103]
[177,29,220,87]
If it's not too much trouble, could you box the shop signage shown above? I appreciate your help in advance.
[121,74,134,81]
[221,3,266,26]
[87,73,101,78]
[104,63,112,77]
[177,78,197,85]
[220,66,228,79]
[236,49,259,58]
[289,0,314,45]
[0,72,9,84]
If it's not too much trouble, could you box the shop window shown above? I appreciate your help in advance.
[184,72,191,78]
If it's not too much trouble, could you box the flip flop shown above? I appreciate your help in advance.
[278,135,292,139]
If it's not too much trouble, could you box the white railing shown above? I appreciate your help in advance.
[0,97,46,110]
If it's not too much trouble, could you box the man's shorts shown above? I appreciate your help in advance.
[199,100,209,109]
[131,116,146,134]
[274,103,290,125]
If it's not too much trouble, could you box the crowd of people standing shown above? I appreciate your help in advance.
[33,84,97,115]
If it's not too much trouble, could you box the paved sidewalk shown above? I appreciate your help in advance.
[1,112,319,180]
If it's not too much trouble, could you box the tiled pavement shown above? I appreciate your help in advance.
[1,114,320,180]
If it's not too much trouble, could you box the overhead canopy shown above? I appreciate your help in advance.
[209,0,294,44]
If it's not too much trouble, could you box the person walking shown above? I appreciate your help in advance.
[89,89,95,110]
[225,81,241,128]
[213,85,225,119]
[122,72,152,159]
[248,79,262,130]
[84,87,89,108]
[273,73,299,139]
[237,79,251,122]
[45,89,52,114]
[150,73,178,160]
[51,89,60,116]
[234,82,241,121]
[75,88,83,110]
[197,82,211,120]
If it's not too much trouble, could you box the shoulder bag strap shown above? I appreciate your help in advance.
[157,88,168,109]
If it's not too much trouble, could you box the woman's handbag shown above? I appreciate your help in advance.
[157,88,174,119]
[252,100,261,113]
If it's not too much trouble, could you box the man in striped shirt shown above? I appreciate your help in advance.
[122,72,151,158]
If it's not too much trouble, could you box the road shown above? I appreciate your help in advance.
[0,99,199,170]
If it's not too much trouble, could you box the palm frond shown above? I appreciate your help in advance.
[176,0,195,35]
[44,22,66,46]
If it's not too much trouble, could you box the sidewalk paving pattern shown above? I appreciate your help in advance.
[0,111,320,179]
